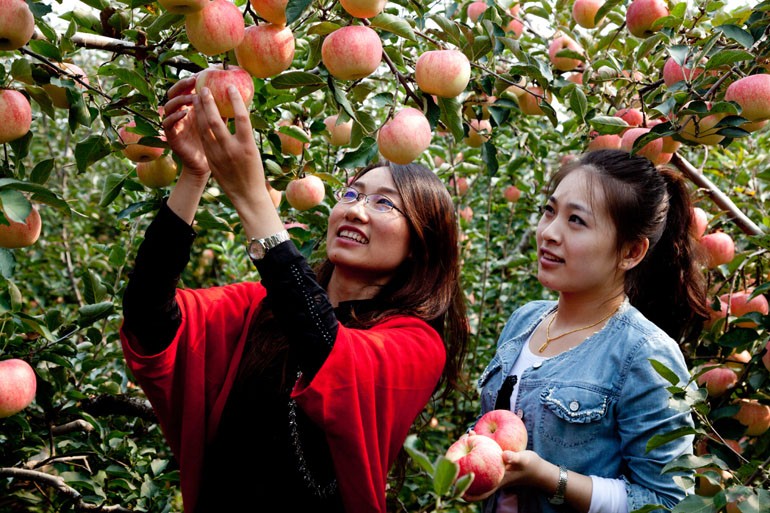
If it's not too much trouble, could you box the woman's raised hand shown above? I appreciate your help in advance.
[162,76,210,178]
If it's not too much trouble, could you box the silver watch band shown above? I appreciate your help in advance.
[548,465,568,505]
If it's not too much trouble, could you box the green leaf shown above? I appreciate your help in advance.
[705,50,755,70]
[75,135,112,174]
[482,141,499,176]
[0,249,15,279]
[0,190,31,224]
[337,138,378,169]
[433,456,459,496]
[30,159,55,185]
[286,0,314,25]
[369,13,416,41]
[647,426,698,452]
[77,302,115,327]
[649,358,682,386]
[81,269,107,304]
[100,174,126,208]
[569,87,587,122]
[438,97,464,142]
[714,24,754,48]
[403,435,434,475]
[588,115,629,134]
[670,493,718,513]
[271,71,325,89]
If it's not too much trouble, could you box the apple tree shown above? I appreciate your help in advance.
[0,0,769,511]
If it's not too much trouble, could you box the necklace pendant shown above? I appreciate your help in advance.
[538,340,549,353]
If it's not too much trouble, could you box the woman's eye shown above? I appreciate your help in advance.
[540,205,554,215]
[569,214,586,225]
[376,196,395,208]
[342,189,359,200]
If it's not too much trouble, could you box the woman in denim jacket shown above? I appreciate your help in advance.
[475,150,710,513]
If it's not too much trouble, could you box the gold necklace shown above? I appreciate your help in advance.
[538,307,618,353]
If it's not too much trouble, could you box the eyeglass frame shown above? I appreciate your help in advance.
[334,186,405,215]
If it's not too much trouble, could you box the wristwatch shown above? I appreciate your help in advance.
[247,230,290,261]
[548,465,568,505]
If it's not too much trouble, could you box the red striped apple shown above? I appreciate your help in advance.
[185,0,245,56]
[663,57,704,87]
[235,23,295,79]
[377,108,432,165]
[0,89,32,144]
[136,155,178,188]
[696,364,738,396]
[158,0,208,14]
[620,127,664,164]
[699,231,735,268]
[572,0,604,28]
[504,185,521,203]
[474,409,528,452]
[445,433,505,499]
[286,174,325,210]
[339,0,386,18]
[626,0,669,38]
[724,74,770,122]
[415,50,471,98]
[506,4,523,38]
[734,399,770,436]
[43,62,90,109]
[249,0,288,25]
[324,115,353,146]
[548,34,583,72]
[517,87,550,116]
[0,0,35,51]
[0,359,37,418]
[0,204,41,249]
[614,107,644,128]
[467,1,488,22]
[119,121,165,162]
[195,65,255,119]
[464,118,491,147]
[722,289,768,328]
[321,26,382,81]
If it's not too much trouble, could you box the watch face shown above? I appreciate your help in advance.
[248,239,265,260]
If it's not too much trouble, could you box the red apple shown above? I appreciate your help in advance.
[377,107,432,165]
[415,50,471,98]
[136,155,178,188]
[0,0,35,51]
[43,62,90,109]
[0,89,32,144]
[548,34,583,72]
[699,232,735,268]
[662,57,704,87]
[506,4,524,38]
[567,73,583,85]
[474,409,528,452]
[614,107,644,128]
[445,433,505,499]
[517,87,550,116]
[249,0,288,25]
[321,26,382,81]
[626,0,669,38]
[324,114,353,146]
[724,74,770,122]
[467,1,488,22]
[691,207,708,239]
[723,289,768,328]
[158,0,208,14]
[464,118,492,148]
[504,185,522,203]
[449,176,469,196]
[587,133,622,151]
[0,359,37,417]
[680,104,727,146]
[761,340,770,371]
[0,204,41,249]
[235,23,295,79]
[339,0,386,18]
[704,298,728,330]
[572,0,605,28]
[733,399,770,436]
[696,364,738,397]
[276,119,309,155]
[459,206,473,222]
[195,65,255,119]
[285,174,325,210]
[119,121,165,163]
[185,0,245,56]
[620,127,665,164]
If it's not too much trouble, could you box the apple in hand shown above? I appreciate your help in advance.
[0,204,42,249]
[249,0,289,25]
[0,359,37,417]
[415,50,471,98]
[474,409,528,452]
[285,174,325,210]
[625,0,669,38]
[136,155,178,188]
[572,0,605,29]
[724,74,770,122]
[321,26,383,81]
[0,0,35,51]
[195,65,255,119]
[119,121,165,162]
[324,115,353,146]
[377,107,432,165]
[235,23,295,79]
[157,0,208,14]
[445,433,506,499]
[185,0,245,56]
[0,89,32,144]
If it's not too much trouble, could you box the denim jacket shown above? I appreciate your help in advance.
[477,300,694,513]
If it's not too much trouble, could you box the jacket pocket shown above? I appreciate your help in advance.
[538,385,611,448]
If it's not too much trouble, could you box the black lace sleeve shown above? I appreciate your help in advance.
[253,243,339,379]
[122,201,196,355]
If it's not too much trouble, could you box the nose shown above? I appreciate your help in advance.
[538,216,561,243]
[343,198,370,221]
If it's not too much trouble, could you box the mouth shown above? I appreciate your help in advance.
[338,228,369,245]
[539,248,564,263]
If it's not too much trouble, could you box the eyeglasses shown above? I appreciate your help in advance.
[334,187,404,215]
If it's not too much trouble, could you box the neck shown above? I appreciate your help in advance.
[554,290,626,326]
[327,267,387,307]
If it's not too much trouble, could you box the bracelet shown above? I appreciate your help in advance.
[548,465,568,505]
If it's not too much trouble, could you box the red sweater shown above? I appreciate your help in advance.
[121,281,445,513]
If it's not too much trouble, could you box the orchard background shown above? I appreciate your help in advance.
[0,0,769,511]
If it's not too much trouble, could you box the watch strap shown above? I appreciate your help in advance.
[248,230,290,260]
[548,465,568,505]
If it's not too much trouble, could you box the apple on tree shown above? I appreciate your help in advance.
[0,203,42,249]
[324,115,353,146]
[445,433,506,499]
[625,0,669,38]
[467,1,488,23]
[235,23,295,79]
[696,363,738,397]
[414,50,471,99]
[285,174,326,211]
[587,133,622,152]
[185,0,246,56]
[506,4,524,38]
[0,359,37,418]
[690,206,708,239]
[0,89,32,144]
[321,26,383,81]
[266,181,282,208]
[662,57,705,87]
[620,127,668,165]
[136,155,178,188]
[157,0,208,14]
[724,74,770,122]
[119,121,165,163]
[572,0,605,29]
[464,118,492,148]
[249,0,289,26]
[449,177,469,196]
[680,104,727,146]
[504,185,521,203]
[517,87,550,116]
[614,107,644,129]
[339,0,387,19]
[474,409,528,452]
[548,34,583,72]
[721,289,769,328]
[195,65,255,119]
[43,62,90,110]
[377,107,432,165]
[733,399,770,436]
[699,231,735,268]
[276,119,309,156]
[0,0,35,51]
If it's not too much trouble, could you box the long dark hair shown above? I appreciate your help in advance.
[551,149,710,342]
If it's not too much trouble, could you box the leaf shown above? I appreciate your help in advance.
[277,125,311,144]
[75,135,112,174]
[482,141,499,176]
[438,97,464,142]
[714,24,754,48]
[286,0,314,25]
[433,456,459,496]
[649,358,682,386]
[705,50,755,70]
[0,249,15,279]
[271,72,325,89]
[569,87,587,122]
[369,14,416,41]
[670,493,718,513]
[80,269,107,304]
[30,159,55,185]
[0,190,31,224]
[647,426,698,452]
[588,115,628,135]
[337,138,378,169]
[100,174,126,208]
[77,302,115,327]
[403,435,434,475]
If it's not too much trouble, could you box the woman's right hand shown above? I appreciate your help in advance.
[161,76,210,179]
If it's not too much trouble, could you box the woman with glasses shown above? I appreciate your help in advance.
[119,77,469,513]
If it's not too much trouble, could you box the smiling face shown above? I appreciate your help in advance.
[536,168,626,300]
[326,166,412,294]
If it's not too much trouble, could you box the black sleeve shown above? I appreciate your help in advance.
[253,243,339,379]
[122,201,196,355]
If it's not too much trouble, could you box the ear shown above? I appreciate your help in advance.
[619,237,649,271]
